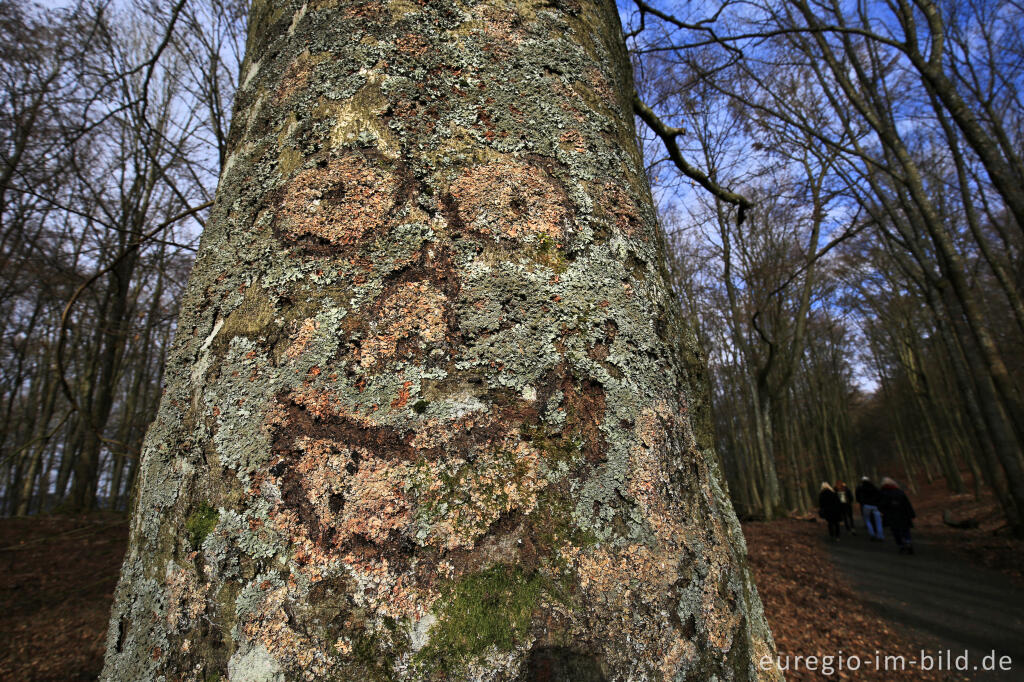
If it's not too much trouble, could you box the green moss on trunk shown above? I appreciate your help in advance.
[414,565,544,675]
[185,504,219,549]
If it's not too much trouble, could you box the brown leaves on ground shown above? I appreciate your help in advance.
[743,518,947,681]
[907,475,1024,586]
[0,513,128,681]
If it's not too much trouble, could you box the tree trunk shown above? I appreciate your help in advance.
[15,367,58,516]
[102,2,776,680]
[68,245,142,510]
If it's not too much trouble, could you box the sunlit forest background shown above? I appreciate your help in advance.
[1,0,1021,535]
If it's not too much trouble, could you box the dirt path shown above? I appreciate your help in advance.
[828,529,1024,680]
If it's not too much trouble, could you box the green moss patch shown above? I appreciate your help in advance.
[520,424,583,465]
[185,503,219,549]
[530,232,569,273]
[415,564,543,674]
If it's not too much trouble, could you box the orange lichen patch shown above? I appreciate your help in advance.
[359,281,447,368]
[479,5,527,44]
[567,542,678,606]
[289,436,347,493]
[559,409,679,669]
[597,182,645,237]
[406,410,491,451]
[277,154,400,248]
[277,50,327,100]
[250,430,429,634]
[274,387,374,424]
[341,550,434,621]
[390,380,412,409]
[338,454,413,544]
[396,32,429,57]
[337,0,386,20]
[261,390,425,607]
[286,317,319,359]
[275,434,414,549]
[448,160,569,240]
[410,436,547,551]
[626,404,681,543]
[164,562,208,630]
[290,388,344,420]
[558,128,586,154]
[460,4,529,60]
[249,393,558,663]
[583,66,616,106]
[241,584,334,679]
[563,539,692,676]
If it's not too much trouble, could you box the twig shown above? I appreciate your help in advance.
[632,92,753,224]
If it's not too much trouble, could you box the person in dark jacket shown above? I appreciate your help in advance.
[818,482,843,541]
[855,476,884,541]
[835,480,856,534]
[879,477,916,554]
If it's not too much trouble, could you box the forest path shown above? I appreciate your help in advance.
[828,529,1024,680]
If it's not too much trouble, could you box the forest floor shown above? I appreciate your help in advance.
[0,477,1020,681]
[0,513,128,681]
[745,475,1024,681]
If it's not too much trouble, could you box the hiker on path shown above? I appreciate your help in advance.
[880,477,916,555]
[856,476,885,541]
[836,481,856,534]
[818,482,843,541]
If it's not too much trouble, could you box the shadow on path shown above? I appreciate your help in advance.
[828,529,1024,680]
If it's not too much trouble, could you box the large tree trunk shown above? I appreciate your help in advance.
[102,1,776,680]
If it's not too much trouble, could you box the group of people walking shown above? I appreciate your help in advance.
[818,477,917,554]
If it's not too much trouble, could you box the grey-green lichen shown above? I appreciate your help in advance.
[101,1,778,680]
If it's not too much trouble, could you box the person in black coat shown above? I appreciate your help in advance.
[879,477,916,554]
[818,482,843,541]
[835,480,856,534]
[855,476,884,541]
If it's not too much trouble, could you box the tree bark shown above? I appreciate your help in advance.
[102,2,776,680]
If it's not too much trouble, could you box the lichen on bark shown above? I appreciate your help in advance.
[101,1,778,680]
